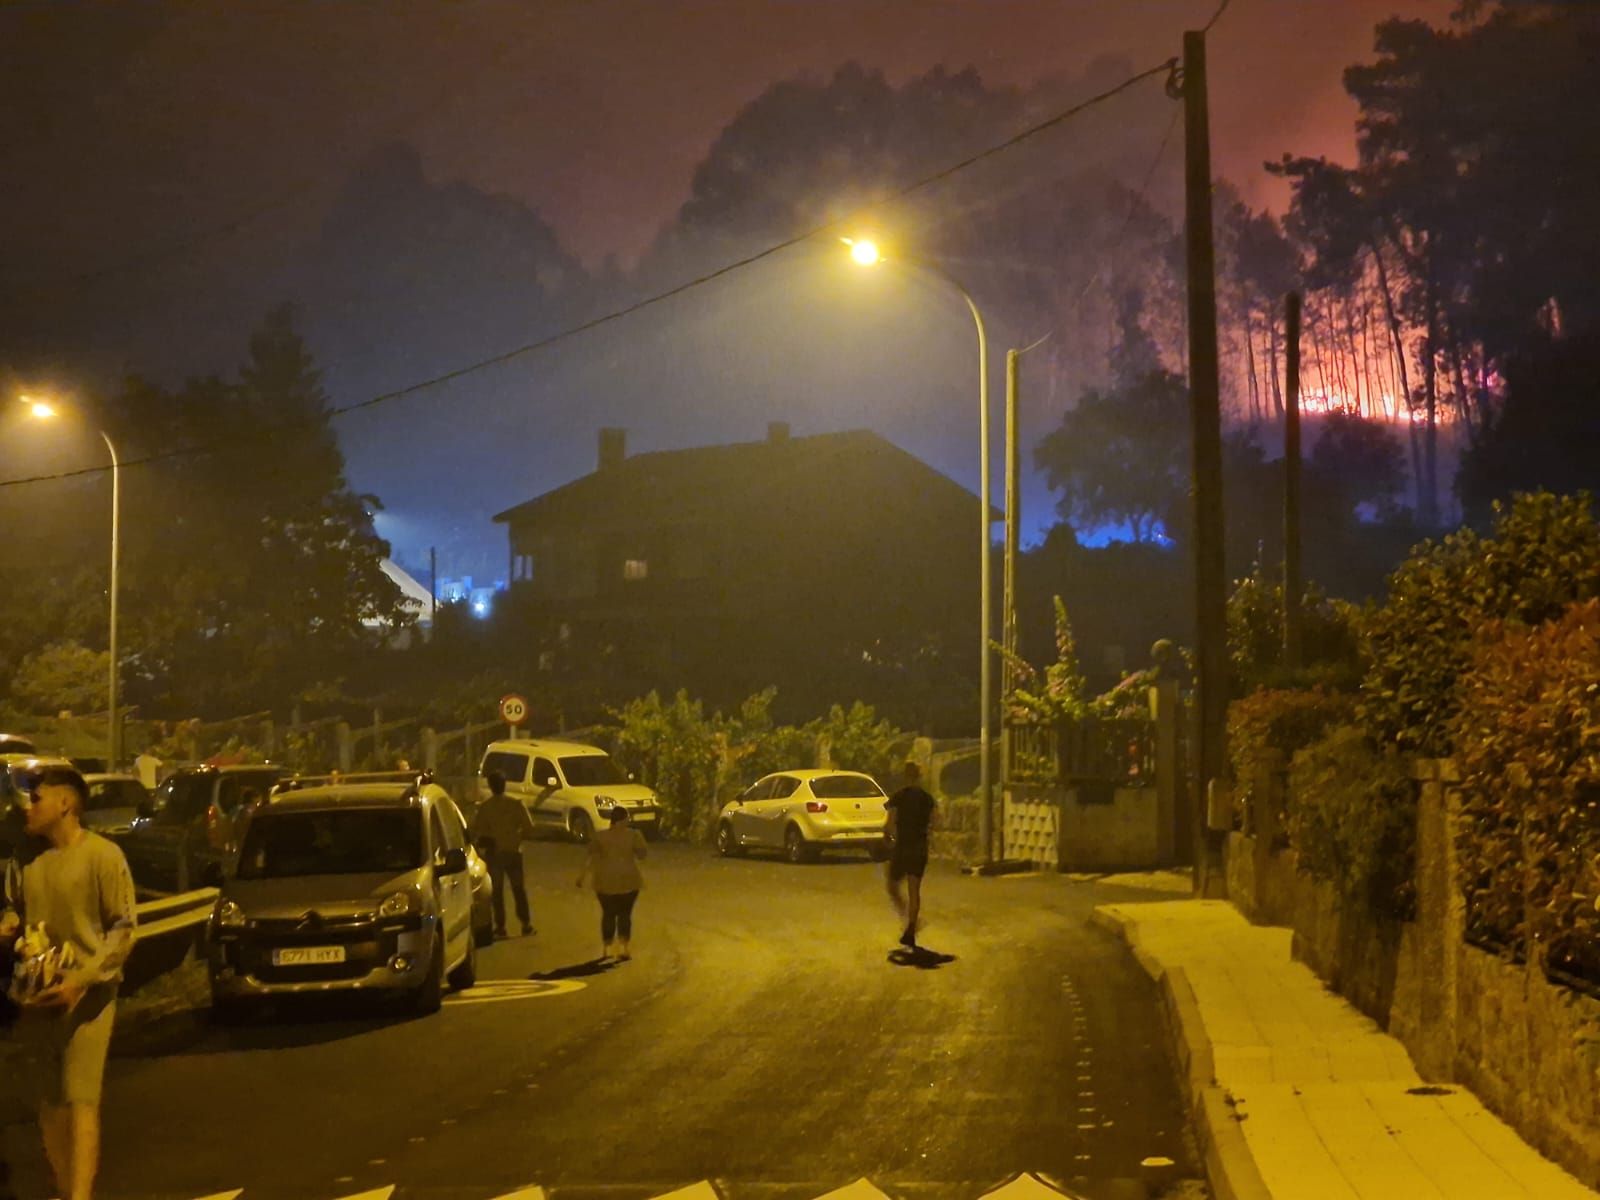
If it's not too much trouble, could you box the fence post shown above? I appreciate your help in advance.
[421,727,438,772]
[261,718,276,759]
[337,722,353,773]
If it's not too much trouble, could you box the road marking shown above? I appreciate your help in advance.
[188,1174,1095,1200]
[444,978,587,1005]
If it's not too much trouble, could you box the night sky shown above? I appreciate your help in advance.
[1,0,1455,580]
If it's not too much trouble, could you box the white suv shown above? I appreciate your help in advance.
[477,739,661,842]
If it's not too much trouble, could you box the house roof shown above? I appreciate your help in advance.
[493,429,994,529]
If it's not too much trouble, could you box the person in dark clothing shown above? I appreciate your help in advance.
[884,761,937,948]
[470,770,537,938]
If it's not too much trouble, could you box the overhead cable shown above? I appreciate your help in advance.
[0,56,1177,491]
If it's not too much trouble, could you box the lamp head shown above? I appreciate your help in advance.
[846,237,881,267]
[18,396,56,419]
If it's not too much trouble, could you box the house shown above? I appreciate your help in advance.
[492,423,990,724]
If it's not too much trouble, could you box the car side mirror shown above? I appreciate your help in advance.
[438,847,468,876]
[540,776,558,788]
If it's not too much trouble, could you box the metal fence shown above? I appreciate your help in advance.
[1005,716,1155,786]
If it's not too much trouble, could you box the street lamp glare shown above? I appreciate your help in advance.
[18,395,57,419]
[849,238,881,267]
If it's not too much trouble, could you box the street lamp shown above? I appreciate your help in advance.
[842,237,996,864]
[20,395,122,768]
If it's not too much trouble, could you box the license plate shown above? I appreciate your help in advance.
[272,946,346,966]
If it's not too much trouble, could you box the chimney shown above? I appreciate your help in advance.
[767,421,790,445]
[598,427,626,471]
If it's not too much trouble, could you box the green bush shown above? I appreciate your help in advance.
[1227,565,1361,694]
[607,688,908,842]
[1227,687,1354,834]
[1000,596,1089,723]
[1360,491,1600,756]
[1450,599,1600,984]
[1288,726,1417,917]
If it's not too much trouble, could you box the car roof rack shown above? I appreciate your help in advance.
[271,769,435,795]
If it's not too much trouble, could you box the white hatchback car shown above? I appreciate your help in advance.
[716,770,889,863]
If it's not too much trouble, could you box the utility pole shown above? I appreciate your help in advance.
[429,546,438,623]
[1182,29,1227,890]
[1283,292,1304,670]
[999,349,1022,860]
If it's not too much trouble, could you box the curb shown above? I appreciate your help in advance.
[1091,905,1273,1200]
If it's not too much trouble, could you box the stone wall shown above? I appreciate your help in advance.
[1223,759,1600,1187]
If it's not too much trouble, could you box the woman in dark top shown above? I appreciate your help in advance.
[884,761,936,948]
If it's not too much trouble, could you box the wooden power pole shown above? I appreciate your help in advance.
[1283,292,1304,669]
[1182,29,1227,889]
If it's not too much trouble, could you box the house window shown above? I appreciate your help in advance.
[623,559,649,582]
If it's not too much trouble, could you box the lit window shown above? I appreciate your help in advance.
[623,559,649,582]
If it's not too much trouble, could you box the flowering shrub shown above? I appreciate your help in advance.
[1000,596,1090,723]
[1450,599,1600,988]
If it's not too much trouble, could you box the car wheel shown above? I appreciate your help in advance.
[784,825,816,865]
[717,822,744,858]
[641,822,663,842]
[868,841,890,863]
[569,811,594,843]
[447,933,477,991]
[473,912,495,948]
[410,934,445,1015]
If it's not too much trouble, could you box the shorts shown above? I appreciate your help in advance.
[889,845,929,881]
[15,985,116,1107]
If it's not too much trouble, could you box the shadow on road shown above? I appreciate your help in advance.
[887,946,957,969]
[110,995,421,1059]
[528,957,618,981]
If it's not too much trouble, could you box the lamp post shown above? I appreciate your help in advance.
[844,239,995,864]
[21,396,122,768]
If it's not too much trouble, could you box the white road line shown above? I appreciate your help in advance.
[191,1174,1087,1200]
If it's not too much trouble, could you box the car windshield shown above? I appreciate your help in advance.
[810,774,885,799]
[87,780,145,811]
[558,755,626,787]
[236,809,423,879]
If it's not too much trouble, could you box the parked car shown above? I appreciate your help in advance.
[80,773,149,838]
[121,764,285,892]
[0,735,37,756]
[206,776,482,1018]
[716,770,890,863]
[477,739,660,842]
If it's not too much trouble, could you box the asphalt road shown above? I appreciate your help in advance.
[4,842,1204,1200]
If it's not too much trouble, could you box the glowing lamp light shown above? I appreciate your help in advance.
[846,237,881,266]
[18,395,56,419]
[472,599,489,618]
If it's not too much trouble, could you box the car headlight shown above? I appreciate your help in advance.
[214,899,247,928]
[379,891,418,919]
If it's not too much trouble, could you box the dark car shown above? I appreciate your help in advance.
[120,764,285,893]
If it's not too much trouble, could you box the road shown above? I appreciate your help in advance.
[4,842,1204,1200]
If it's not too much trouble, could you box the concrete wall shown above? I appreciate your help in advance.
[1224,759,1600,1187]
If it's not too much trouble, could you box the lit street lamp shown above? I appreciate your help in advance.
[20,396,123,768]
[843,237,996,864]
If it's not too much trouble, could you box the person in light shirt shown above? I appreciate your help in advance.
[0,764,137,1200]
[575,805,646,960]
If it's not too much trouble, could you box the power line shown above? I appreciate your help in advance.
[1203,0,1235,34]
[0,56,1177,492]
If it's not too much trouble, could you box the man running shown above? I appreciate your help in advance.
[884,760,937,948]
[1,764,137,1200]
[472,769,537,938]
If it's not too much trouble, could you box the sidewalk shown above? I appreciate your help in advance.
[1093,898,1598,1200]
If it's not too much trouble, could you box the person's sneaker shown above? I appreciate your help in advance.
[898,927,917,949]
[521,924,535,937]
[494,927,509,939]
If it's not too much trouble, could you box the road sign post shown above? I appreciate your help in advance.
[499,693,529,740]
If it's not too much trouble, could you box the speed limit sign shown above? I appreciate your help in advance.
[499,694,530,726]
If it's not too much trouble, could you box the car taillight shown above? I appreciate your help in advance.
[806,801,828,813]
